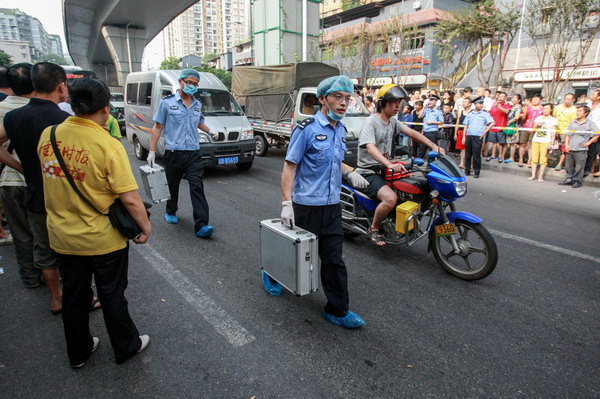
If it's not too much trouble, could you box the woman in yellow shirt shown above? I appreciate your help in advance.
[37,77,152,368]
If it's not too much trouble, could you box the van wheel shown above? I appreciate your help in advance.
[235,162,253,171]
[255,135,268,156]
[134,136,148,160]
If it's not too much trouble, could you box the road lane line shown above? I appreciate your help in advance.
[488,229,600,264]
[134,245,255,347]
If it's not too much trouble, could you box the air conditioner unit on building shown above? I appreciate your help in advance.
[413,1,421,10]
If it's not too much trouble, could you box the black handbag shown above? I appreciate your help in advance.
[49,125,149,239]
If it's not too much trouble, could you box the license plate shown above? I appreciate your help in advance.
[435,223,456,236]
[217,156,238,165]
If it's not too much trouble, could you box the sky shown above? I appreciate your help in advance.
[2,0,165,69]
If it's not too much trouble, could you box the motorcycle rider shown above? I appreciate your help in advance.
[265,75,369,329]
[355,84,443,246]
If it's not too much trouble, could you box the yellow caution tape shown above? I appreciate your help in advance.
[400,121,600,135]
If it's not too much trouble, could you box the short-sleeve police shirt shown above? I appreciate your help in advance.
[285,111,347,206]
[464,110,494,136]
[153,91,205,150]
[423,107,444,133]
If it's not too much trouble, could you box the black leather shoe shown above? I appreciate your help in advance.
[474,174,480,179]
[558,180,573,185]
[571,182,582,188]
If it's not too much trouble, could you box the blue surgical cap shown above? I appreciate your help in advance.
[179,68,200,80]
[316,75,354,97]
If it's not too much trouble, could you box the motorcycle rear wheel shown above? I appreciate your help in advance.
[431,220,497,281]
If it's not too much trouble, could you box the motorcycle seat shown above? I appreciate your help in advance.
[390,175,429,195]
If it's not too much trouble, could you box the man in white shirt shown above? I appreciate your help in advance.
[586,89,600,177]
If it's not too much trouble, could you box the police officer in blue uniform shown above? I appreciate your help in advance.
[462,96,494,178]
[263,75,369,329]
[418,94,444,158]
[148,69,218,237]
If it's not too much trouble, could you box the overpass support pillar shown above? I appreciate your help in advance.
[101,25,146,87]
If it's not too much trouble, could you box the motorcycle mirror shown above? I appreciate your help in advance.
[413,158,425,166]
[395,145,410,157]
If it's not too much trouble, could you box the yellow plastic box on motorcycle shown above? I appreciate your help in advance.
[396,201,419,234]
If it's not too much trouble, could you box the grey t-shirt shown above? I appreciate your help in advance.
[567,119,599,151]
[356,114,402,175]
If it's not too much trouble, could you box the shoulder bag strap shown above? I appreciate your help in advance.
[49,125,105,216]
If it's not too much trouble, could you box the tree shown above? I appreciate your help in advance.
[38,53,68,65]
[194,66,232,90]
[160,56,181,70]
[432,0,520,88]
[203,53,220,64]
[379,16,421,86]
[0,52,12,67]
[524,0,600,101]
[341,0,366,11]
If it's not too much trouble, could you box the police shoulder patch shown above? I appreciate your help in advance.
[296,117,315,130]
[164,93,175,99]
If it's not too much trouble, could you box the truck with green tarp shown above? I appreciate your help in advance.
[232,62,369,165]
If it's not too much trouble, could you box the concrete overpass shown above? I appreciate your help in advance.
[63,0,197,86]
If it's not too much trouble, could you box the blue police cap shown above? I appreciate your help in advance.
[179,68,200,80]
[472,96,485,104]
[317,75,354,98]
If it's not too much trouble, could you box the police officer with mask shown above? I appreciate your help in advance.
[148,69,217,238]
[263,75,369,329]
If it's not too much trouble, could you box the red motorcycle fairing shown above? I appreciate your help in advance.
[383,161,426,195]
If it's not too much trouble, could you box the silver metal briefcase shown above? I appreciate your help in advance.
[260,218,320,296]
[139,164,171,204]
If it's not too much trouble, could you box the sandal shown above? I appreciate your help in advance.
[90,297,101,312]
[368,229,386,246]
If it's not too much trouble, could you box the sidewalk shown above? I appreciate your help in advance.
[478,157,600,188]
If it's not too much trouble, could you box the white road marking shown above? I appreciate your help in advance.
[488,229,600,265]
[134,245,255,347]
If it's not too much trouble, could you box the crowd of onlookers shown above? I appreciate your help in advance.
[357,85,600,186]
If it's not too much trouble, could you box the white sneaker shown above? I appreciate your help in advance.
[137,335,150,353]
[71,337,100,368]
[0,233,13,245]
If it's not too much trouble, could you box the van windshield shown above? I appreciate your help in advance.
[195,90,243,116]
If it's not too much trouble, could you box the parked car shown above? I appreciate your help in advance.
[110,92,125,131]
[124,70,255,170]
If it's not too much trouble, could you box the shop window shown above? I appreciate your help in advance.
[574,88,589,100]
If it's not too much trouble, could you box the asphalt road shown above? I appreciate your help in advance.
[1,144,599,399]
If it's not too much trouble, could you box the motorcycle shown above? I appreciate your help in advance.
[341,147,498,281]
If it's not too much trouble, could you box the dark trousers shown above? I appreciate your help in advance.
[418,131,438,158]
[164,150,209,231]
[57,245,141,365]
[584,141,599,173]
[293,203,349,317]
[465,135,483,175]
[566,151,588,183]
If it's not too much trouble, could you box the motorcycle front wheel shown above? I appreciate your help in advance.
[431,220,498,281]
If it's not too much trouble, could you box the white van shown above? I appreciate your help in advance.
[124,70,255,170]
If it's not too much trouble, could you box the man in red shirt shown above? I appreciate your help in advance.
[486,91,511,162]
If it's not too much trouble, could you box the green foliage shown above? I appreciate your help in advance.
[0,52,12,67]
[203,53,220,63]
[160,56,181,70]
[341,0,363,11]
[193,66,232,90]
[37,53,68,65]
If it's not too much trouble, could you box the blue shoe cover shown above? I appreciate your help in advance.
[322,310,365,328]
[165,213,179,224]
[195,225,214,238]
[261,270,282,296]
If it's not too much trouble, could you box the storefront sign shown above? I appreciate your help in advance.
[350,78,360,85]
[395,74,427,86]
[366,77,393,86]
[514,67,600,82]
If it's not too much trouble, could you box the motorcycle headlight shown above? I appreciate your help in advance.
[453,180,467,197]
[240,129,254,141]
[199,132,210,143]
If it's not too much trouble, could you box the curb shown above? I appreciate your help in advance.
[479,159,600,188]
